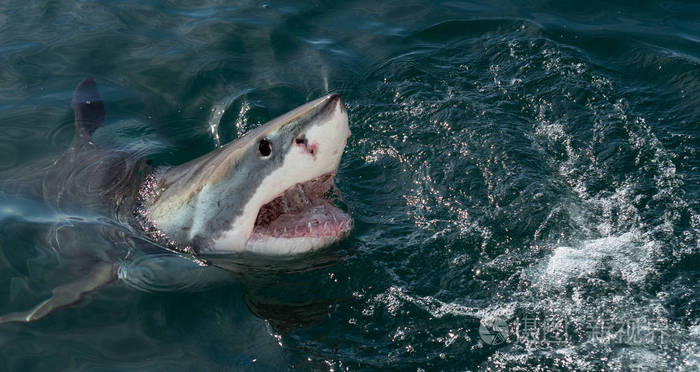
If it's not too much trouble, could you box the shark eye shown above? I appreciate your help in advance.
[258,139,272,157]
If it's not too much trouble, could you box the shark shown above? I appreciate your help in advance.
[0,78,352,323]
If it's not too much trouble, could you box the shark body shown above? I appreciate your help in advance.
[0,78,352,322]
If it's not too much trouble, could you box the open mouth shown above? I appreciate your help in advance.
[250,173,352,243]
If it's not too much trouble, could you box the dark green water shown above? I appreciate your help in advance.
[0,1,698,370]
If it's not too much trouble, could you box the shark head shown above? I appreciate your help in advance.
[144,94,352,255]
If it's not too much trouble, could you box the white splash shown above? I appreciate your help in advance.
[535,230,662,288]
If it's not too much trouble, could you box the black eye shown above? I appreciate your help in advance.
[259,139,272,157]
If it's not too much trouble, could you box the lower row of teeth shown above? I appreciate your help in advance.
[263,219,351,237]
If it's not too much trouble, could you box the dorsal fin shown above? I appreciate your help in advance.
[71,77,105,137]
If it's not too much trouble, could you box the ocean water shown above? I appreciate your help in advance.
[0,0,698,370]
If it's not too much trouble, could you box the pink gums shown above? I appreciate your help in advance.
[250,173,351,241]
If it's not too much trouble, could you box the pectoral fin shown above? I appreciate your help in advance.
[0,262,115,323]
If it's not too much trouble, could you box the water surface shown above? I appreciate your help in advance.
[0,0,698,370]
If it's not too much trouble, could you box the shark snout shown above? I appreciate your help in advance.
[294,94,349,159]
[328,94,352,140]
[299,94,349,168]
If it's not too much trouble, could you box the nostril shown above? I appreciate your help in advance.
[294,135,317,156]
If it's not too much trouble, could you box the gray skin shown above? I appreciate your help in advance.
[0,78,348,322]
[1,79,147,222]
[0,79,150,322]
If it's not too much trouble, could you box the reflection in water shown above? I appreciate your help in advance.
[203,248,346,276]
[244,285,336,334]
[202,249,347,333]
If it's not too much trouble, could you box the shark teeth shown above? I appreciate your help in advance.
[255,174,335,226]
[252,173,351,241]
